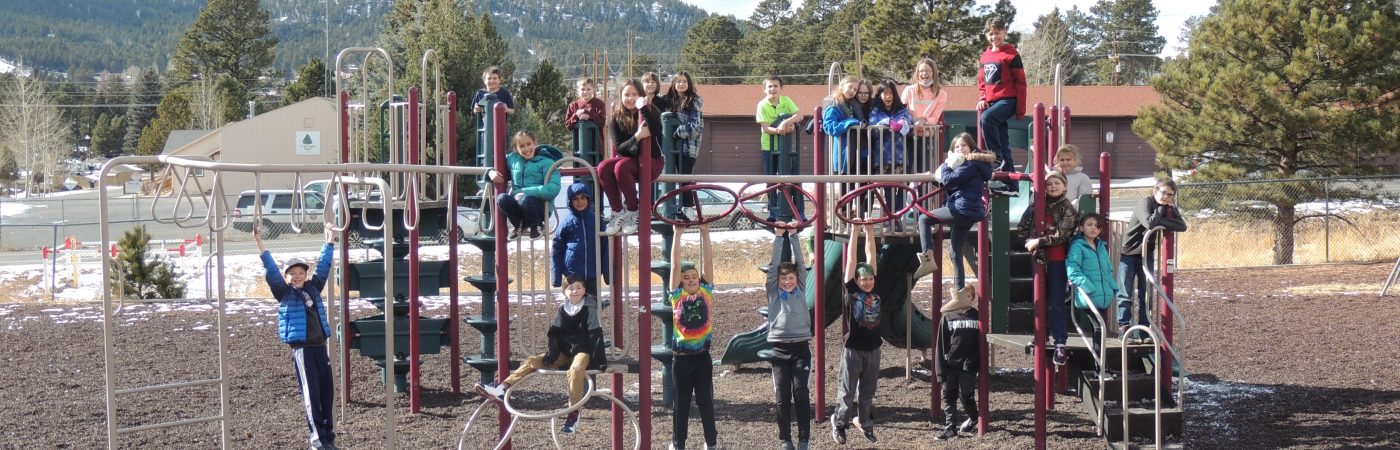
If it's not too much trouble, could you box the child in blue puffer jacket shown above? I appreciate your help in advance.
[1066,213,1119,358]
[257,226,338,450]
[553,181,610,297]
[915,133,996,302]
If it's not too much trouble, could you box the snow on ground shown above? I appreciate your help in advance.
[1185,378,1276,437]
[0,201,38,217]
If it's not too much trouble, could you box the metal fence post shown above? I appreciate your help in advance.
[50,223,59,302]
[1324,178,1332,263]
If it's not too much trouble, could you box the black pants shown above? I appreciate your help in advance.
[292,346,335,447]
[940,366,978,427]
[770,341,812,443]
[672,352,717,448]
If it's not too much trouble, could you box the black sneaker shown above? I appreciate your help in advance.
[780,440,795,450]
[959,417,978,433]
[1053,345,1068,366]
[507,227,521,240]
[830,415,847,444]
[936,426,957,440]
[863,427,877,443]
[528,226,542,239]
[988,180,1019,197]
[561,410,580,434]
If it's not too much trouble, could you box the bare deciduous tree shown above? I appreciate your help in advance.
[0,75,68,196]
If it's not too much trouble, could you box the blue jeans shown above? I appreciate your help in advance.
[1116,254,1149,328]
[1048,260,1068,345]
[496,193,546,228]
[920,207,980,289]
[979,98,1017,172]
[761,150,805,220]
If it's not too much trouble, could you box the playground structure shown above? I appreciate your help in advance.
[95,48,1186,450]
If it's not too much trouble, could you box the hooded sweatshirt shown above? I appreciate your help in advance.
[543,294,607,370]
[553,182,610,285]
[1062,166,1095,206]
[1122,197,1189,256]
[766,234,811,343]
[977,43,1028,119]
[935,307,980,381]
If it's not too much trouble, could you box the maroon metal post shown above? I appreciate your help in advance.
[447,91,461,394]
[976,189,990,436]
[1061,106,1073,150]
[1161,225,1176,396]
[637,109,654,450]
[407,87,423,413]
[611,230,624,450]
[491,102,512,449]
[1099,152,1112,216]
[338,90,353,400]
[930,225,943,421]
[811,105,827,422]
[1031,103,1049,450]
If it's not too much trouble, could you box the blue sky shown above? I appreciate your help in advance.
[678,0,1214,57]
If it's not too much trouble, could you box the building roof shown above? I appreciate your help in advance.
[162,129,216,155]
[695,84,1160,118]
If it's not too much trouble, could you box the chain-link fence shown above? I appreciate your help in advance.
[1157,176,1400,269]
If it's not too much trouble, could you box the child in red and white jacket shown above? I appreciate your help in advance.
[976,16,1027,174]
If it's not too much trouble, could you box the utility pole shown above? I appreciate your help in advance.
[853,23,862,79]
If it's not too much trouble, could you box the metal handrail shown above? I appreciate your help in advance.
[1120,325,1166,450]
[1069,286,1108,435]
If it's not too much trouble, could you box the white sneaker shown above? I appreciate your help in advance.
[620,210,639,235]
[602,210,626,235]
[683,206,699,221]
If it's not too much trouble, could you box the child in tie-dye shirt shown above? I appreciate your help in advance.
[667,222,717,450]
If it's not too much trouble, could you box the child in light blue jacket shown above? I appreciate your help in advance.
[1066,213,1119,357]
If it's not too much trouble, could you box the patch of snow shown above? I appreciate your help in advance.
[1184,378,1275,437]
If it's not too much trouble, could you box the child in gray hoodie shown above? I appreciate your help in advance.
[766,220,811,450]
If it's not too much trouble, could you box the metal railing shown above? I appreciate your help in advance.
[1069,286,1109,435]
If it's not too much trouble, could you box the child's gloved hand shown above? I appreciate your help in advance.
[890,121,903,134]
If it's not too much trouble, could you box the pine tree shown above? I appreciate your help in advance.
[860,0,1009,82]
[750,0,795,29]
[215,74,246,123]
[136,89,192,157]
[282,58,327,106]
[819,1,871,77]
[170,0,278,90]
[678,15,745,84]
[122,68,161,155]
[91,113,127,158]
[518,60,568,119]
[109,225,187,300]
[860,0,922,80]
[1134,0,1400,264]
[1085,0,1165,85]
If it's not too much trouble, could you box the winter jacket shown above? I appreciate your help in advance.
[938,151,997,220]
[608,103,663,159]
[766,234,811,342]
[977,44,1027,119]
[552,182,610,286]
[935,307,980,381]
[1122,197,1189,256]
[263,243,334,346]
[543,294,607,370]
[822,99,861,174]
[1062,166,1095,207]
[1066,235,1118,310]
[871,103,913,167]
[1016,193,1079,263]
[504,145,562,201]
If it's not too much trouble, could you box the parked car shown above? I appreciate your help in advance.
[690,188,768,230]
[232,190,326,239]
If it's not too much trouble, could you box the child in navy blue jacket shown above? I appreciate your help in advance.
[553,182,610,296]
[257,226,338,450]
[915,133,996,298]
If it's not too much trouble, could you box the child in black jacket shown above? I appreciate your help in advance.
[475,275,606,434]
[935,290,981,440]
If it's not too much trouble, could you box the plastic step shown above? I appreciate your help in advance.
[463,316,498,333]
[1084,373,1161,403]
[1009,276,1033,303]
[1009,251,1034,278]
[651,344,674,362]
[1104,406,1183,441]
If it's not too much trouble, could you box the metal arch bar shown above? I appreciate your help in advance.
[400,170,422,232]
[1120,325,1167,450]
[288,172,308,234]
[831,182,928,224]
[651,184,739,227]
[734,183,818,228]
[1068,287,1109,435]
[206,171,233,233]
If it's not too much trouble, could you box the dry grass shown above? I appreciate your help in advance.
[1176,211,1400,269]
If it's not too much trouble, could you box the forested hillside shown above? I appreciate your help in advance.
[0,0,706,77]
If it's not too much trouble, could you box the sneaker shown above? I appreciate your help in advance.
[561,410,580,434]
[863,428,877,443]
[683,206,699,221]
[936,426,958,440]
[988,180,1019,197]
[913,249,940,280]
[830,415,847,444]
[1053,345,1068,366]
[959,417,978,433]
[507,227,521,240]
[620,210,639,235]
[603,211,627,235]
[668,443,683,450]
[703,444,718,450]
[797,440,809,450]
[780,441,795,450]
[528,226,542,239]
[474,382,505,402]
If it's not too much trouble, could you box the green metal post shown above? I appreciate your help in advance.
[990,196,1010,333]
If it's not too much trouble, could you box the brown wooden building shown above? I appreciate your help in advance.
[689,84,1161,179]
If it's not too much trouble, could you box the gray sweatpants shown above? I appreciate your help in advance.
[833,346,880,430]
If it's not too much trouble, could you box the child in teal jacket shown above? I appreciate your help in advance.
[490,131,562,240]
[1066,213,1119,357]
